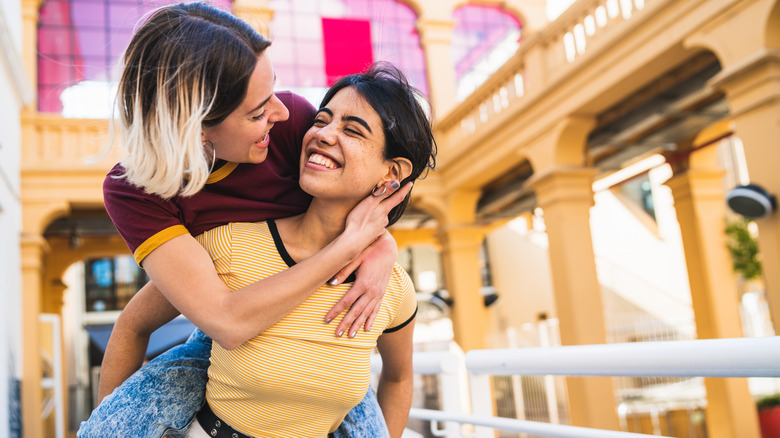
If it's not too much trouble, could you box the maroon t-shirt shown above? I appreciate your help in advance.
[103,91,316,264]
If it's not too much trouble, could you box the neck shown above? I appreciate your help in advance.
[277,198,358,260]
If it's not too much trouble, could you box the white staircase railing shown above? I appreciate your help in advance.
[396,336,780,438]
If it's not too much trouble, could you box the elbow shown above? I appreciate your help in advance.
[206,304,254,350]
[214,336,243,351]
[205,321,248,351]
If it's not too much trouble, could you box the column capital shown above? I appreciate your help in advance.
[435,224,487,252]
[21,234,48,269]
[709,49,780,118]
[665,169,728,203]
[415,18,455,45]
[527,166,599,209]
[21,0,44,18]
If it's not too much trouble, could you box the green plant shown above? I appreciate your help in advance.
[725,218,762,280]
[757,394,780,411]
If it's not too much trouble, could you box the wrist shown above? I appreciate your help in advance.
[330,232,364,263]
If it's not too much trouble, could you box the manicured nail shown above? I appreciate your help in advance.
[325,317,333,324]
[365,324,372,332]
[337,331,344,337]
[390,180,400,190]
[349,331,356,338]
[329,278,339,286]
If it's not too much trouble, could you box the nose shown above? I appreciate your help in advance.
[268,94,290,123]
[315,123,337,145]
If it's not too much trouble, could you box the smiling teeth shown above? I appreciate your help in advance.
[308,153,338,169]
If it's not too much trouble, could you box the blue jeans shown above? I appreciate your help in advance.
[78,329,389,438]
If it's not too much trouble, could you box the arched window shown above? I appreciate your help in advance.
[268,0,427,105]
[451,5,521,101]
[37,0,231,116]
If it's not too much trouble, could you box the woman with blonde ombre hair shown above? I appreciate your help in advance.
[79,3,411,437]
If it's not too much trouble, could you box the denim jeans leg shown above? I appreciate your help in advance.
[77,329,212,438]
[331,387,390,438]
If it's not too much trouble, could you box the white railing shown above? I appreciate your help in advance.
[40,313,65,438]
[395,336,780,438]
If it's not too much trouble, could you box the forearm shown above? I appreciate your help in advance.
[97,282,180,402]
[97,321,151,403]
[375,321,415,438]
[144,231,365,350]
[377,373,413,438]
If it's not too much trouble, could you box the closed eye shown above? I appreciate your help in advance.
[345,128,364,137]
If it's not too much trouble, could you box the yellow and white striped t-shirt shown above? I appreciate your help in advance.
[195,220,417,437]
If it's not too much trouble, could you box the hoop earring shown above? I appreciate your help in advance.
[371,185,387,197]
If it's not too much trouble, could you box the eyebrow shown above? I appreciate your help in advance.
[316,108,373,134]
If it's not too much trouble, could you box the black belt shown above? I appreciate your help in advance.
[196,402,252,438]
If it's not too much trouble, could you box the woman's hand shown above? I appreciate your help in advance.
[326,181,412,337]
[342,181,411,251]
[325,231,397,337]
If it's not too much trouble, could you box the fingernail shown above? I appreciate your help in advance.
[349,331,356,338]
[337,331,344,337]
[365,324,372,332]
[390,180,400,190]
[325,318,332,324]
[329,278,339,286]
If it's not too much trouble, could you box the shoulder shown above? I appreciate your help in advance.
[390,263,413,288]
[103,162,147,202]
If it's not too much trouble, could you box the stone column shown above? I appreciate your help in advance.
[437,225,488,351]
[416,18,458,117]
[530,167,620,431]
[666,166,761,438]
[20,234,46,438]
[21,0,43,110]
[434,190,488,351]
[232,0,274,38]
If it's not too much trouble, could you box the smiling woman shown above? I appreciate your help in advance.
[184,63,437,438]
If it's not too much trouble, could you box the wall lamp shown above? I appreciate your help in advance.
[726,184,776,219]
[430,287,500,309]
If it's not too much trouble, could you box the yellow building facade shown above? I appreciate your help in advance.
[8,0,780,436]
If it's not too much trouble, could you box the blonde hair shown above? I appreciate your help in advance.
[113,2,271,199]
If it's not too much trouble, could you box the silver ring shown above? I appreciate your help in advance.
[371,185,387,197]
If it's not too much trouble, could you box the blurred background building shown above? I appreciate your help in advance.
[2,0,780,437]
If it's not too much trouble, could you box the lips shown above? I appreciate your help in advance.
[254,132,270,148]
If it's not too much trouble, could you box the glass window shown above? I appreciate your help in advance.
[452,5,522,101]
[268,0,427,106]
[84,255,149,312]
[37,0,231,116]
[618,173,656,221]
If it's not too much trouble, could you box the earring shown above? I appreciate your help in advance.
[371,185,387,197]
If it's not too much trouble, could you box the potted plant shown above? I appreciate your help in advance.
[757,394,780,438]
[725,217,763,293]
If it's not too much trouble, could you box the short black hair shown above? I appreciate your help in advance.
[320,63,437,226]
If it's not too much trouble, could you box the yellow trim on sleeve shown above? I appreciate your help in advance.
[206,161,238,184]
[134,225,190,266]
